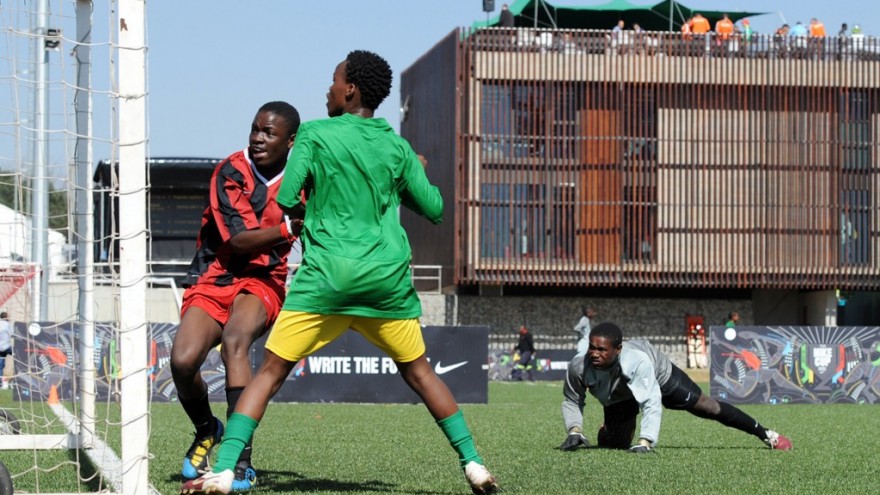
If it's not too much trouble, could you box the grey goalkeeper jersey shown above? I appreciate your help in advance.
[561,339,673,445]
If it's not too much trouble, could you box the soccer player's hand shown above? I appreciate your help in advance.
[289,218,304,238]
[560,431,590,451]
[628,445,654,454]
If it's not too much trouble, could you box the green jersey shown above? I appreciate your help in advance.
[277,113,442,318]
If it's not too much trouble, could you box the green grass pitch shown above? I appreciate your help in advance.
[1,380,878,494]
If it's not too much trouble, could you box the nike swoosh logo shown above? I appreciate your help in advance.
[434,361,467,375]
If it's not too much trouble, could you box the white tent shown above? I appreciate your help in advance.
[0,202,70,279]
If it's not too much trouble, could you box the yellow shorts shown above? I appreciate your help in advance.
[265,311,426,363]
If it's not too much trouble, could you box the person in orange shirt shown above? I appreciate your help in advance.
[690,13,711,56]
[809,17,827,59]
[714,13,735,56]
[690,13,710,34]
[810,17,826,37]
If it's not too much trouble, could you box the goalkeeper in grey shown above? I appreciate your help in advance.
[560,322,792,453]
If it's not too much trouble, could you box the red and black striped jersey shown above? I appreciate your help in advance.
[182,150,290,290]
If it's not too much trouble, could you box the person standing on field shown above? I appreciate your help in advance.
[511,325,536,381]
[725,311,739,328]
[573,306,596,355]
[171,101,303,492]
[559,322,792,453]
[180,50,498,495]
[0,312,11,389]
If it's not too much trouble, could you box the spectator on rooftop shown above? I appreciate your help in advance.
[714,13,735,56]
[789,21,808,58]
[809,17,826,59]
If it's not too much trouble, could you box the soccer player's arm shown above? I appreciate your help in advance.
[277,127,311,212]
[211,162,297,253]
[274,126,314,239]
[628,358,663,448]
[398,146,442,224]
[560,358,590,450]
[210,160,273,253]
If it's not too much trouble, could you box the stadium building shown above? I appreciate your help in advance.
[398,0,880,353]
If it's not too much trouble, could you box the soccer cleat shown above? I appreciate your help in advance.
[464,461,499,495]
[764,430,793,450]
[230,460,257,492]
[182,418,224,479]
[179,469,234,494]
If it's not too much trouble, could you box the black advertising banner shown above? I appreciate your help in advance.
[257,325,489,404]
[12,322,489,404]
[710,325,880,404]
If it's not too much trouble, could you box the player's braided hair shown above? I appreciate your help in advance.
[345,50,392,111]
[257,101,301,137]
[589,322,623,347]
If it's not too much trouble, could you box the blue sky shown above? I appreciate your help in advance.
[146,0,875,159]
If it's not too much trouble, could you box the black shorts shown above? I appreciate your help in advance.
[0,348,10,357]
[598,365,702,449]
[659,364,702,410]
[599,400,639,449]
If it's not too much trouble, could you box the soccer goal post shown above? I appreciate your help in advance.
[0,1,152,494]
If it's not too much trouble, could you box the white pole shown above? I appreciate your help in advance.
[117,0,149,493]
[31,0,50,322]
[75,0,96,447]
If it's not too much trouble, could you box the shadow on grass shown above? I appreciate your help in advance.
[552,444,760,453]
[164,469,456,495]
[68,449,106,492]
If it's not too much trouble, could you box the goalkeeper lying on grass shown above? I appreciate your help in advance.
[560,322,792,453]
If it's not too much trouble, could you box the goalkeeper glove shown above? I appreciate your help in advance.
[560,429,590,451]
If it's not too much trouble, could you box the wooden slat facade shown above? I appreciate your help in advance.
[400,28,880,290]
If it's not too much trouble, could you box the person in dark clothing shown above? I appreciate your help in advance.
[499,3,515,28]
[511,325,536,381]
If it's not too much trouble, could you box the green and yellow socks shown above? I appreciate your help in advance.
[212,413,259,472]
[437,410,483,468]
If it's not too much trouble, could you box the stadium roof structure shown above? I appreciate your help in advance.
[472,0,768,32]
[93,157,220,190]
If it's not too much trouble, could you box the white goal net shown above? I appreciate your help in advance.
[0,1,151,494]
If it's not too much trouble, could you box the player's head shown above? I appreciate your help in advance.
[327,50,392,116]
[249,101,300,168]
[728,311,739,322]
[588,322,623,369]
[518,325,528,335]
[0,311,6,319]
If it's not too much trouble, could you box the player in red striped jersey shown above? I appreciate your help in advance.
[170,101,302,492]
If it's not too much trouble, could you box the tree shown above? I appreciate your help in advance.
[0,175,69,233]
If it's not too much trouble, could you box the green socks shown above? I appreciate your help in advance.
[213,412,259,472]
[437,410,483,468]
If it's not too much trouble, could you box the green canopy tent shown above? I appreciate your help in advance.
[472,0,767,32]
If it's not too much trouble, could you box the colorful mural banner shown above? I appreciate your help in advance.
[487,349,573,381]
[710,325,880,404]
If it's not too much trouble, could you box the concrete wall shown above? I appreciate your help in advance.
[30,282,182,324]
[752,289,838,326]
[418,292,756,367]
